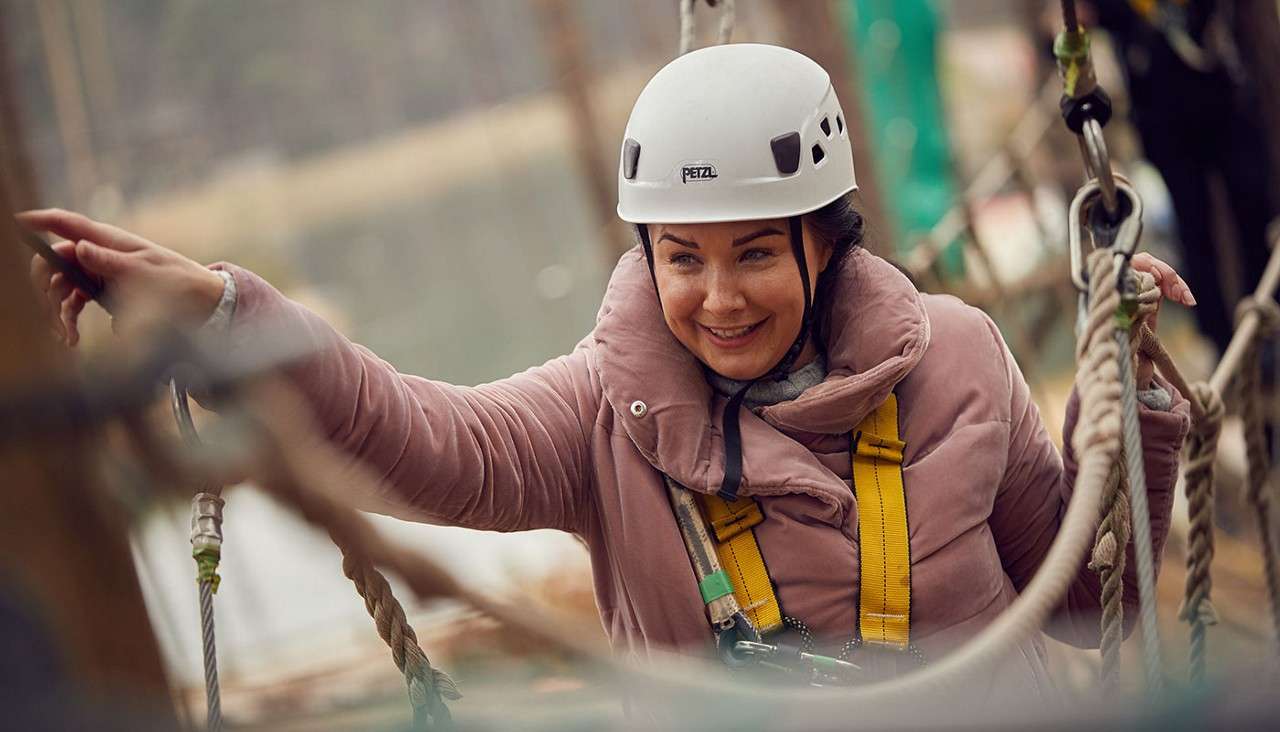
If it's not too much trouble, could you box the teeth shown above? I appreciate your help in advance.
[708,324,755,339]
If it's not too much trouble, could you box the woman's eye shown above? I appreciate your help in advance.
[668,252,699,267]
[740,248,774,263]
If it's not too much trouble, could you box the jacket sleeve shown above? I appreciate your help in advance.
[214,263,597,534]
[986,319,1190,648]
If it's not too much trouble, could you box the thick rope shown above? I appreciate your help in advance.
[1105,262,1164,692]
[1236,296,1280,663]
[1179,381,1224,684]
[340,549,460,730]
[1080,266,1172,691]
[1086,268,1158,686]
[1089,461,1129,686]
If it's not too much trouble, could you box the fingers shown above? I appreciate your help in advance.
[16,208,147,253]
[61,289,89,347]
[74,239,129,278]
[1131,252,1196,306]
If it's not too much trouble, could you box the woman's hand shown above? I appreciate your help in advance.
[1129,252,1196,389]
[19,208,226,347]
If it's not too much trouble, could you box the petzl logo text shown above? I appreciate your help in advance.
[681,164,718,183]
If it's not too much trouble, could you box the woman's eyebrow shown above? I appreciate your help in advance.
[658,232,700,249]
[732,227,785,247]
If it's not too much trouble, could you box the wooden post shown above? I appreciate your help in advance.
[768,0,895,258]
[0,129,175,723]
[533,0,633,257]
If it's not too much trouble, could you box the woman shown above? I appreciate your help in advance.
[25,44,1193,697]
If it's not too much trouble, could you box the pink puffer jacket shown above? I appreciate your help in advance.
[215,246,1189,697]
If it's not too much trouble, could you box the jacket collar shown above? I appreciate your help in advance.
[591,246,930,508]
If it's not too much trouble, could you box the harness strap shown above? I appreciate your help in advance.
[698,493,783,634]
[673,395,911,653]
[852,393,911,649]
[664,476,743,629]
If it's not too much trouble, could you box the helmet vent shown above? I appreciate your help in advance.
[820,117,832,137]
[623,139,641,180]
[770,132,802,175]
[811,143,825,165]
[836,115,844,134]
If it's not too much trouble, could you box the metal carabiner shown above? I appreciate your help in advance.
[1067,174,1144,293]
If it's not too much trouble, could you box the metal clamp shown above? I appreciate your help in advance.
[190,492,226,554]
[730,639,864,686]
[1068,174,1144,293]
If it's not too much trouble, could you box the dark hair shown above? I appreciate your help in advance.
[802,192,864,346]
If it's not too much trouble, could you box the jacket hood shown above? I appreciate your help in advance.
[591,246,930,509]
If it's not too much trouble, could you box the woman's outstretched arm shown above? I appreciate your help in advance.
[215,263,597,533]
[20,208,597,534]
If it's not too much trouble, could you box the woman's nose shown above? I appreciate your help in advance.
[702,270,747,315]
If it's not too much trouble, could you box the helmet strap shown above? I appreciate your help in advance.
[637,224,661,299]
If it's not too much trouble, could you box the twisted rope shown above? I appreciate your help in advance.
[1107,261,1164,692]
[1179,381,1224,684]
[1086,268,1158,686]
[1236,296,1280,664]
[340,550,460,730]
[1089,462,1129,685]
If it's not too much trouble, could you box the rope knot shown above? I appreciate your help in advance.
[1178,595,1220,627]
[1234,295,1280,334]
[1089,531,1119,572]
[1189,382,1225,431]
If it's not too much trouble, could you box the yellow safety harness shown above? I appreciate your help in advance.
[678,394,912,652]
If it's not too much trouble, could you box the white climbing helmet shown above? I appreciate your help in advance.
[617,43,857,225]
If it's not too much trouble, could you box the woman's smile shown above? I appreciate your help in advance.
[649,219,831,380]
[699,317,769,349]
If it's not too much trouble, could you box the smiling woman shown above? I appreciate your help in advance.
[22,43,1195,705]
[650,219,830,381]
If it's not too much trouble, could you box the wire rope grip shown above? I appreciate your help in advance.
[190,492,226,593]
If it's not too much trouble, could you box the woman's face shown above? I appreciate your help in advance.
[651,218,832,380]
